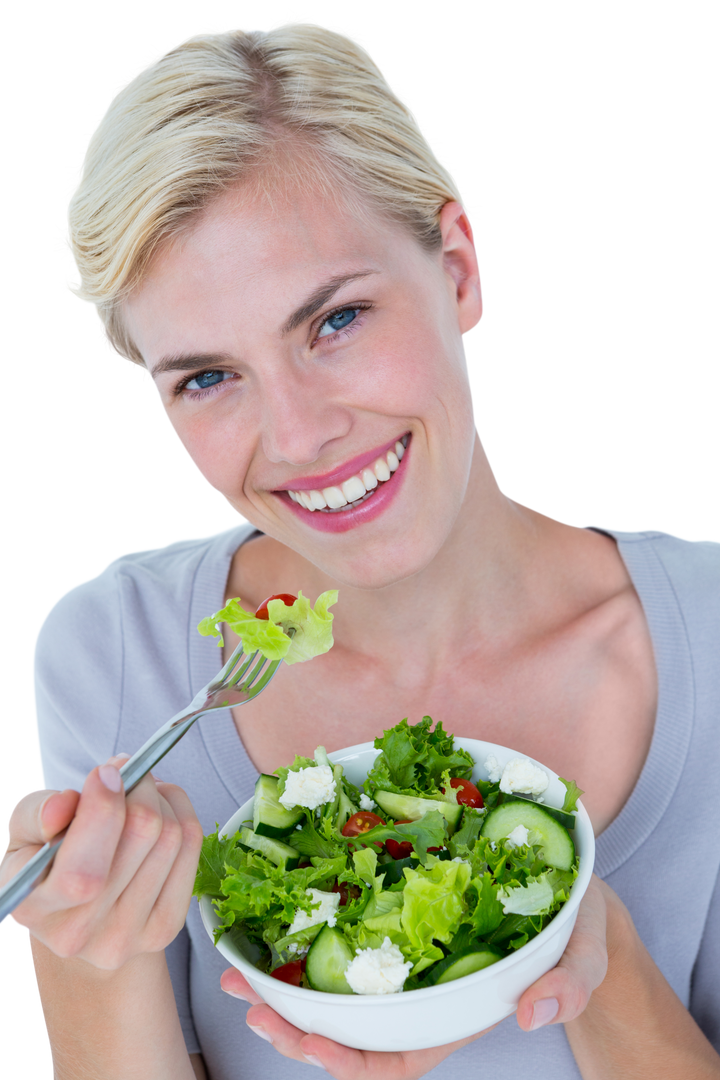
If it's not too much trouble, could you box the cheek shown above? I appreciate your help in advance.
[166,405,255,497]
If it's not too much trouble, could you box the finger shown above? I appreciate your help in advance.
[4,756,132,924]
[220,967,265,1006]
[14,764,127,921]
[39,790,81,843]
[297,1029,488,1080]
[516,875,608,1031]
[247,999,489,1079]
[96,771,167,902]
[107,784,201,953]
[6,788,74,853]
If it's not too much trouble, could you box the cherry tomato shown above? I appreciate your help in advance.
[385,820,414,860]
[341,811,386,850]
[270,959,305,986]
[255,593,298,620]
[441,777,484,808]
[331,879,362,906]
[341,811,385,837]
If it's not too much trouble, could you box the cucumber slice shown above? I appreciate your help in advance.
[253,774,304,838]
[425,945,504,985]
[239,827,300,871]
[373,790,462,832]
[502,793,576,831]
[305,925,355,994]
[480,802,575,870]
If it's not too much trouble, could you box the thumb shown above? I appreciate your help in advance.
[38,790,81,843]
[516,875,608,1031]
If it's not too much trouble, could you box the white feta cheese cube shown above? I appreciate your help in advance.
[279,765,336,810]
[344,936,412,995]
[359,793,376,811]
[484,754,502,782]
[505,824,530,848]
[499,758,549,797]
[287,889,341,935]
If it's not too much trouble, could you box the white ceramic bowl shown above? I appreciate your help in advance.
[199,738,595,1051]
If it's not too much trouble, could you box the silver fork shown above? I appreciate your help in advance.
[0,639,286,923]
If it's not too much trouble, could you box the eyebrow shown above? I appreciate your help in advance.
[150,268,379,378]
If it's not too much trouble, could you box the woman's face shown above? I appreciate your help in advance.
[124,178,482,589]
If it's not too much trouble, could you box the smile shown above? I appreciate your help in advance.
[285,435,409,513]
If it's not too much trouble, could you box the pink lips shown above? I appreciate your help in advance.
[279,434,411,533]
[273,434,409,493]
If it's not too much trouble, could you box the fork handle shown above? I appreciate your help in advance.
[0,711,202,924]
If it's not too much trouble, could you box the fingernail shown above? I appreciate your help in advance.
[98,764,122,793]
[248,1025,273,1044]
[531,997,559,1029]
[302,1055,326,1070]
[222,987,248,1001]
[39,793,53,818]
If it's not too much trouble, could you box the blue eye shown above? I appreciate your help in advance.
[185,370,230,391]
[317,307,359,338]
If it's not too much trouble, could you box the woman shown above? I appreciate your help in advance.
[2,23,719,1080]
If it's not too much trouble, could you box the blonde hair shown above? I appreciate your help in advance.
[69,24,461,364]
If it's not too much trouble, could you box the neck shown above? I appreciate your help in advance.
[234,435,609,675]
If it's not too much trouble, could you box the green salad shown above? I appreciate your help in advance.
[195,717,583,995]
[198,589,338,664]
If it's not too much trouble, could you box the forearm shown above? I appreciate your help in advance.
[32,937,197,1080]
[565,889,720,1079]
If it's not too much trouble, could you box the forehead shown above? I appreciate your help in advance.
[123,179,423,363]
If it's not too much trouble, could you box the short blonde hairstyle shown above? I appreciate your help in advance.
[69,24,461,364]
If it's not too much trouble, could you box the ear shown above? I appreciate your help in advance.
[438,201,482,332]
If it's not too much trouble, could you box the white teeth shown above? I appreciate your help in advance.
[361,467,378,491]
[287,435,409,510]
[341,475,366,503]
[373,456,391,482]
[323,486,348,509]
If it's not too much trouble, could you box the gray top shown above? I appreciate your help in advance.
[36,526,720,1078]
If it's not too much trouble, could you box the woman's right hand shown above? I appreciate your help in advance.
[0,756,204,969]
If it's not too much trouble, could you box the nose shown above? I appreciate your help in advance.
[258,366,352,467]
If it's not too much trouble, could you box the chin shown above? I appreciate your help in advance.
[305,528,452,592]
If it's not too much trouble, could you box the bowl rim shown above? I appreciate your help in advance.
[199,737,595,1006]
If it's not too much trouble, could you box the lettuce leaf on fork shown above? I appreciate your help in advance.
[198,589,338,665]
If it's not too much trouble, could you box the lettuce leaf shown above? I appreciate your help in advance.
[193,828,245,899]
[497,874,555,916]
[197,589,337,664]
[210,853,346,942]
[267,591,337,665]
[342,810,448,864]
[365,716,474,797]
[466,872,505,936]
[559,777,584,814]
[401,858,472,950]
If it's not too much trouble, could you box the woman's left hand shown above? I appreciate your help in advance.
[220,875,608,1079]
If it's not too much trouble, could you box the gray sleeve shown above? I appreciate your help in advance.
[690,862,720,1053]
[35,573,126,788]
[34,570,202,1056]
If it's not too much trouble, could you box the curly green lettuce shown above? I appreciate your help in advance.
[197,589,338,665]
